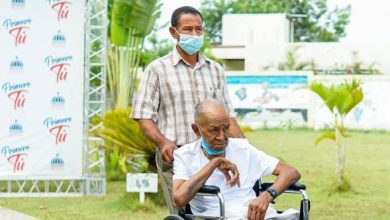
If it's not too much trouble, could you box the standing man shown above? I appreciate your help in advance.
[131,6,243,213]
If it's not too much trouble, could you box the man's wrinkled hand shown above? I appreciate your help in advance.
[247,193,273,220]
[216,158,240,187]
[160,140,178,164]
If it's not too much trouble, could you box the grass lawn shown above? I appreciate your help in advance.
[1,129,389,219]
[0,181,168,219]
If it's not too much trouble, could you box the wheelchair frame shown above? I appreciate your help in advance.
[164,182,310,220]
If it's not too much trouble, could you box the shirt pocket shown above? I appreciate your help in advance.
[203,85,218,99]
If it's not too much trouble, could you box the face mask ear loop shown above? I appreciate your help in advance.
[174,28,181,43]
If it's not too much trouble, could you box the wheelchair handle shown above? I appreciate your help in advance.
[198,185,220,194]
[260,182,306,191]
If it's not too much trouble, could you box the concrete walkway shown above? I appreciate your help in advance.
[0,207,39,220]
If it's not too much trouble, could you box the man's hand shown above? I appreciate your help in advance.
[160,140,178,164]
[247,192,273,220]
[137,119,179,164]
[214,158,240,187]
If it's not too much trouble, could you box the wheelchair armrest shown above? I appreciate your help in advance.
[260,182,306,191]
[198,185,220,194]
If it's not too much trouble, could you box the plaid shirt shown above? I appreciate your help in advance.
[131,48,234,146]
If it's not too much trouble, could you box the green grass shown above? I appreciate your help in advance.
[0,181,168,220]
[246,129,390,220]
[1,129,389,219]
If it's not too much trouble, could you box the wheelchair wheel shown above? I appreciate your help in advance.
[163,214,185,220]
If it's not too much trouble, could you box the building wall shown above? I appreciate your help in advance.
[225,72,390,130]
[222,14,290,45]
[212,14,390,75]
[245,43,390,75]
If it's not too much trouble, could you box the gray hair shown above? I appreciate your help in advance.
[194,99,228,124]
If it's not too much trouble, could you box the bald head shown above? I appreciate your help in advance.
[194,99,229,125]
[192,99,230,150]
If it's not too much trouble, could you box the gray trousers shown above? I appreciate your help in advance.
[156,150,178,214]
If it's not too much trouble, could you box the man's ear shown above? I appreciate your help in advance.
[191,123,201,138]
[169,27,179,40]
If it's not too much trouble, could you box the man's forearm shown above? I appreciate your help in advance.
[229,117,244,138]
[138,119,171,148]
[173,158,221,207]
[270,163,301,195]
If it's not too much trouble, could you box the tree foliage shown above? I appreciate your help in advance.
[200,0,351,44]
[141,33,174,69]
[107,0,162,109]
[92,108,156,176]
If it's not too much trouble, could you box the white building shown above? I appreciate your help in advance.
[212,14,390,75]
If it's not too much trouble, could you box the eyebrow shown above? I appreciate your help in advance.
[182,25,203,28]
[209,123,230,128]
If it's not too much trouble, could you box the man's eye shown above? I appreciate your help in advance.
[209,129,217,133]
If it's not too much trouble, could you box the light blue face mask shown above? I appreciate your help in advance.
[201,138,225,155]
[177,33,204,55]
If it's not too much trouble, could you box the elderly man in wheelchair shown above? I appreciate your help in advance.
[166,99,308,220]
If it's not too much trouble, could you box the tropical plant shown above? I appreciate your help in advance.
[107,0,162,108]
[262,46,316,71]
[105,147,128,181]
[277,46,316,71]
[97,1,162,174]
[344,51,381,75]
[319,51,382,75]
[141,32,174,70]
[92,108,155,175]
[309,79,363,190]
[200,0,351,44]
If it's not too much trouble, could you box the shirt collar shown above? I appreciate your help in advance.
[172,46,210,68]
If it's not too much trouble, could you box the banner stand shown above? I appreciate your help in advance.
[0,0,107,197]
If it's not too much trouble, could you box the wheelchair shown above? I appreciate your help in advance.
[164,181,310,220]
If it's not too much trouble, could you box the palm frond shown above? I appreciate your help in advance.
[310,79,363,116]
[111,0,162,45]
[95,108,155,155]
[315,131,336,146]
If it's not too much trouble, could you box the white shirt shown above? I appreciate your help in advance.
[173,138,279,218]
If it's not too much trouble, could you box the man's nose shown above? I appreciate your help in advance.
[189,29,198,35]
[216,130,227,140]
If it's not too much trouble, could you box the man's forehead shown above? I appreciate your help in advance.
[208,121,230,127]
[205,114,230,126]
[177,13,203,27]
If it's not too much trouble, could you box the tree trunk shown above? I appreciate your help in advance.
[335,115,345,186]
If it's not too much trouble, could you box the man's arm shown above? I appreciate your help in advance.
[138,119,177,163]
[216,64,244,139]
[268,162,301,195]
[247,161,301,220]
[229,117,244,138]
[173,157,240,207]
